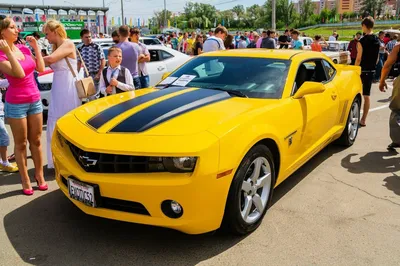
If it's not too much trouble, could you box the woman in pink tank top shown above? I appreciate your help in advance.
[0,17,47,195]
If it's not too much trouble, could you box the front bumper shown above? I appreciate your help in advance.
[52,129,235,235]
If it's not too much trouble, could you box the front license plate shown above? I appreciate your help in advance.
[68,178,96,207]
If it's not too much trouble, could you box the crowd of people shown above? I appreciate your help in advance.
[0,14,398,196]
[158,27,314,53]
[0,17,152,195]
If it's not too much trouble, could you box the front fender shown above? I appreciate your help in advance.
[211,122,283,178]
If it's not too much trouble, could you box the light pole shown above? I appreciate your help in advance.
[121,0,124,25]
[42,0,46,15]
[271,0,276,30]
[163,0,167,29]
[64,1,77,21]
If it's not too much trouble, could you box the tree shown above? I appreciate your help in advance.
[320,8,331,23]
[299,0,314,24]
[264,0,297,28]
[360,0,385,18]
[153,10,172,28]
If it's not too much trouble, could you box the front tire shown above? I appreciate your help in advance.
[223,144,276,235]
[337,97,360,146]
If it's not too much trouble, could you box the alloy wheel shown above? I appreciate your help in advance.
[240,157,272,224]
[348,101,359,141]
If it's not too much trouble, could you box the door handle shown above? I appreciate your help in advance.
[331,93,337,100]
[157,66,165,71]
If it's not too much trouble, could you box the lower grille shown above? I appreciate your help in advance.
[65,139,165,173]
[61,176,150,216]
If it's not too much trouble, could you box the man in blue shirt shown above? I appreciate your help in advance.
[290,30,303,50]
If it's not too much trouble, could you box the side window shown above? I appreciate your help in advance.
[306,39,312,46]
[160,50,174,60]
[293,60,328,95]
[149,50,160,62]
[323,60,336,80]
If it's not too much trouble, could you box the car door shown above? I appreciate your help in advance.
[160,49,186,72]
[290,59,340,161]
[146,49,167,86]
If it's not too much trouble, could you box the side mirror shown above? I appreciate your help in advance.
[161,72,171,80]
[293,81,325,99]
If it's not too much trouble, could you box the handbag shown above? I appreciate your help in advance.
[65,49,96,99]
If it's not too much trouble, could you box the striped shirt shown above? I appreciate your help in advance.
[386,40,397,53]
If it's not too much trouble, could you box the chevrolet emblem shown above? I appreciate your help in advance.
[78,155,98,167]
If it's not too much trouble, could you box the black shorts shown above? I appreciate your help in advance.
[360,71,374,96]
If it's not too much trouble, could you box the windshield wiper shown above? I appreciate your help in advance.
[206,88,248,98]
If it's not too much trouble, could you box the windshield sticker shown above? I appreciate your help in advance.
[172,75,196,87]
[159,77,178,85]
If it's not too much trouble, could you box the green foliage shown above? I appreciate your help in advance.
[149,0,397,32]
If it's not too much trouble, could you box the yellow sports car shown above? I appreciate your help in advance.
[52,49,362,235]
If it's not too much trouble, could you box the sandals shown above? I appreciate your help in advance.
[7,154,15,161]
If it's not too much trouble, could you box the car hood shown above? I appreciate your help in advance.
[72,87,277,137]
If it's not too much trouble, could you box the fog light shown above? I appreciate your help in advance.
[171,200,182,214]
[161,200,184,218]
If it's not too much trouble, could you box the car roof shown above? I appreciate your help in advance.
[326,41,349,43]
[200,49,315,60]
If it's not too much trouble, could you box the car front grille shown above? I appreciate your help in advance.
[65,139,166,173]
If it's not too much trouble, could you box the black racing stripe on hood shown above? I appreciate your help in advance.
[109,89,231,133]
[87,87,187,129]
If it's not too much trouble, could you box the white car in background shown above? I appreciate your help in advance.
[38,45,190,112]
[321,41,351,64]
[299,37,313,50]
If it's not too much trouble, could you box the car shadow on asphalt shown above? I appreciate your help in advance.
[2,144,350,266]
[3,189,245,266]
[0,165,55,188]
[341,150,400,196]
[271,144,346,206]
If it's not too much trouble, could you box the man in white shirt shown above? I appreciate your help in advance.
[202,26,228,53]
[99,47,135,96]
[329,32,337,41]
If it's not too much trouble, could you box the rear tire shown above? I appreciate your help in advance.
[337,97,360,146]
[222,144,276,235]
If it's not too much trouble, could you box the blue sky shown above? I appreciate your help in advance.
[0,0,267,21]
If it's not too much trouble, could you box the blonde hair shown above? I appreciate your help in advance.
[108,47,122,56]
[0,17,12,40]
[42,19,67,50]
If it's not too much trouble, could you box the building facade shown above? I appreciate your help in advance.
[320,0,337,11]
[338,0,354,13]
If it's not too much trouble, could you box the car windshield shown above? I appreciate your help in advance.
[157,56,291,99]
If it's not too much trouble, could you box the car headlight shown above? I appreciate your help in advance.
[56,130,65,148]
[162,157,197,173]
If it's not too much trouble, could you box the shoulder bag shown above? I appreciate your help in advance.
[65,49,96,99]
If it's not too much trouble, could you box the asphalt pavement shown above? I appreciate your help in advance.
[0,83,399,266]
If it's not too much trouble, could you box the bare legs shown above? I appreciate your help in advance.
[8,113,46,190]
[360,95,370,126]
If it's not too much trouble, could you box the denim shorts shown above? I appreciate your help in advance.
[5,100,43,119]
[0,115,10,147]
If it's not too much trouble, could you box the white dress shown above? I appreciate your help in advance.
[46,57,81,169]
